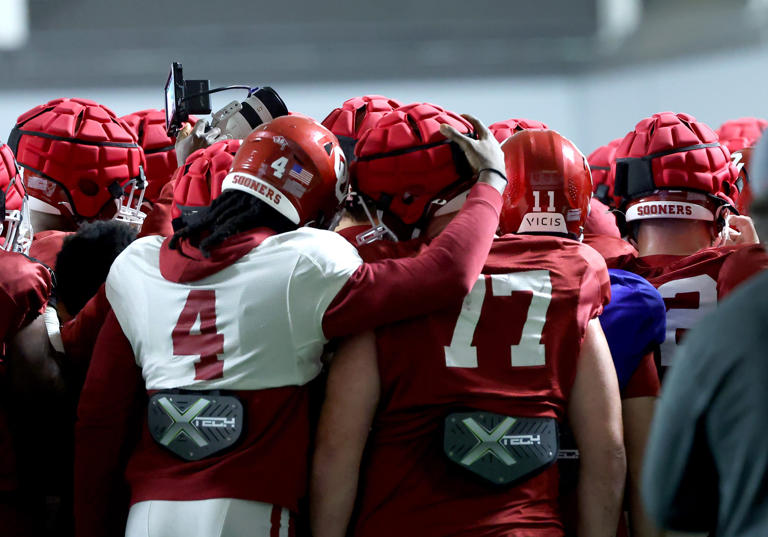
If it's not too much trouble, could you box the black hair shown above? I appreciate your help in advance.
[169,190,297,257]
[55,220,137,316]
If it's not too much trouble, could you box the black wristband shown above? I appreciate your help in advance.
[477,168,508,183]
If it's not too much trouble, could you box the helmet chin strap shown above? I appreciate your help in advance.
[715,205,738,244]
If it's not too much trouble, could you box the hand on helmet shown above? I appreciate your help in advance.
[175,120,231,167]
[440,114,507,195]
[714,214,760,247]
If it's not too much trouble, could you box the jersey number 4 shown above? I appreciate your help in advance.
[172,290,225,380]
[445,270,552,368]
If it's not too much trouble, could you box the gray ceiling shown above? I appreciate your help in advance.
[0,0,763,89]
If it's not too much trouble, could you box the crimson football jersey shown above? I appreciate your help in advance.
[352,234,610,537]
[582,234,637,266]
[717,244,768,298]
[28,230,72,269]
[616,245,768,369]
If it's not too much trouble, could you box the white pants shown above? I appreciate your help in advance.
[125,498,292,537]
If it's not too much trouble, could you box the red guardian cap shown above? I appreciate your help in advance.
[9,98,146,225]
[588,138,622,208]
[715,117,767,153]
[172,139,241,219]
[122,109,196,204]
[489,118,549,144]
[354,102,475,230]
[322,95,402,162]
[223,115,348,228]
[613,112,740,217]
[500,129,592,239]
[0,142,28,252]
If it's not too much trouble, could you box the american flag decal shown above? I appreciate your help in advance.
[289,164,313,185]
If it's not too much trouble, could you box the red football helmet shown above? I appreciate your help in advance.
[499,129,592,239]
[172,139,241,219]
[0,143,30,253]
[9,98,146,227]
[587,138,622,208]
[121,109,195,204]
[614,112,740,226]
[222,115,348,228]
[354,102,475,231]
[489,118,548,144]
[322,95,402,160]
[715,117,767,153]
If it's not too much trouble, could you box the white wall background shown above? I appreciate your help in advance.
[1,43,766,155]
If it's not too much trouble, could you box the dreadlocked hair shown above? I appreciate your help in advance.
[169,190,297,257]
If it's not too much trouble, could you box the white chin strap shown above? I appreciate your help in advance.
[44,305,65,353]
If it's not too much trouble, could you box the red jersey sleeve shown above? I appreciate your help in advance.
[137,179,176,238]
[577,243,612,325]
[29,230,73,268]
[322,183,501,338]
[60,284,110,371]
[621,351,660,399]
[75,310,143,537]
[0,252,53,343]
[717,244,768,298]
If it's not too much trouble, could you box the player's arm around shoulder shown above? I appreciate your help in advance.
[568,317,626,537]
[311,331,380,537]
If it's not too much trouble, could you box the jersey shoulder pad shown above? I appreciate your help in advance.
[262,227,362,276]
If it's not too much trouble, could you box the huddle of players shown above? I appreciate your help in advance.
[0,94,765,537]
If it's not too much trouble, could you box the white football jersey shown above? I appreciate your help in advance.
[106,229,363,391]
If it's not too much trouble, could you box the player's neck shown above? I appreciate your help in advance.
[635,219,714,257]
[30,210,76,233]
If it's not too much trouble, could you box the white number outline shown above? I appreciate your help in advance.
[445,270,552,368]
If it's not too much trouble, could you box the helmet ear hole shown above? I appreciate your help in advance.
[78,178,100,197]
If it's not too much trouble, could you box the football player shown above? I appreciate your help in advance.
[121,108,191,205]
[311,128,624,537]
[611,111,766,372]
[10,98,146,266]
[3,220,137,536]
[321,95,402,242]
[716,117,767,216]
[138,139,242,238]
[74,113,508,537]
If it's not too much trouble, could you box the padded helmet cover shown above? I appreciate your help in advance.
[715,117,767,153]
[588,138,622,208]
[172,139,241,218]
[11,98,145,220]
[121,109,195,203]
[354,102,474,226]
[489,118,549,144]
[613,112,740,211]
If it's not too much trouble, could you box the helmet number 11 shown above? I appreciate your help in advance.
[444,270,552,368]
